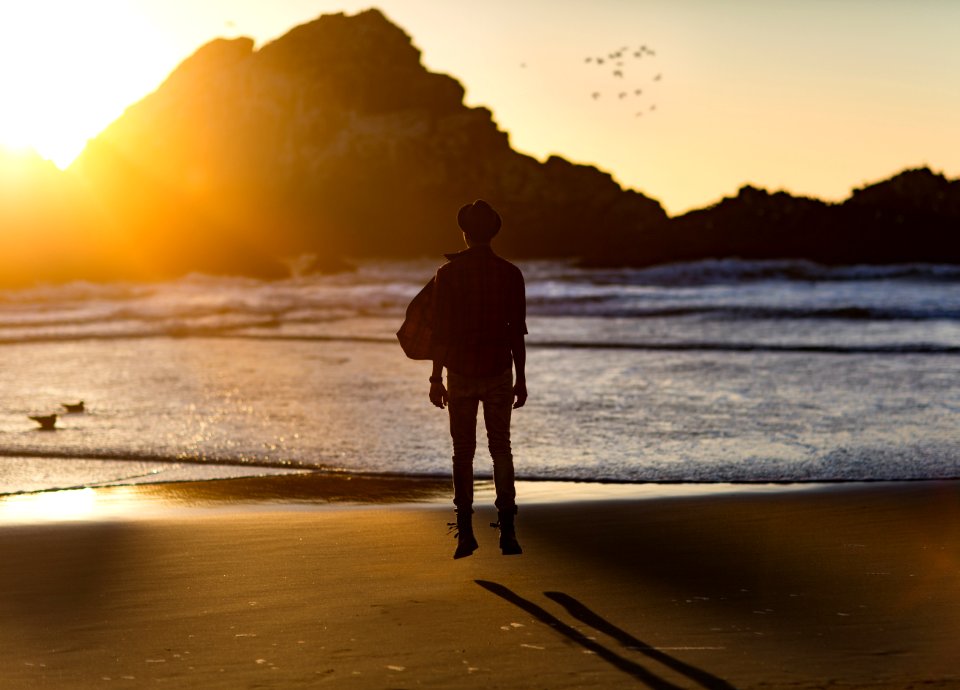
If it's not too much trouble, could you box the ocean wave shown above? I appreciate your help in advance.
[0,448,327,471]
[571,259,960,286]
[525,300,960,321]
[3,299,958,333]
[0,260,958,343]
[2,329,957,355]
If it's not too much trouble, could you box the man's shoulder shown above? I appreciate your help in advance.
[502,255,523,271]
[495,255,525,281]
[435,259,459,281]
[480,248,521,273]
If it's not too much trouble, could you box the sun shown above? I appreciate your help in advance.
[0,1,172,169]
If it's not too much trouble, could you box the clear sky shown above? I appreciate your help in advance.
[1,0,958,214]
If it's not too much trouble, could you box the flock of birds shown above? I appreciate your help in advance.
[517,41,664,119]
[583,43,662,118]
[28,400,85,431]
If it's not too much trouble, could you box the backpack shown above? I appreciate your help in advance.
[396,277,435,360]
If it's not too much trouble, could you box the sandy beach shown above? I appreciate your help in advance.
[2,479,960,689]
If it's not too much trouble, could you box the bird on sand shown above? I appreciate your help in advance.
[29,414,57,431]
[61,401,85,413]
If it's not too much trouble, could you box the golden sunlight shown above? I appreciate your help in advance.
[0,1,170,168]
[0,487,98,522]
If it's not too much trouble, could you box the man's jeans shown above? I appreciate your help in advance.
[447,367,517,514]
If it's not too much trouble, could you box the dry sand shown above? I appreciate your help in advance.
[2,480,960,689]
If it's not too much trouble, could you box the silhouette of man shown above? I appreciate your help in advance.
[429,199,527,559]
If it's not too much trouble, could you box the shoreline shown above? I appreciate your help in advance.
[4,470,959,523]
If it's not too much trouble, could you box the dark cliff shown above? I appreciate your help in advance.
[70,8,666,279]
[584,167,960,268]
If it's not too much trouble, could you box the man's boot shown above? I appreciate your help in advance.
[451,509,479,559]
[494,509,522,556]
[450,456,477,559]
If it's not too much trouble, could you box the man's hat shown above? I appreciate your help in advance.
[457,199,501,242]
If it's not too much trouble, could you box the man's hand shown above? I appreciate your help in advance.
[430,381,448,409]
[513,379,527,409]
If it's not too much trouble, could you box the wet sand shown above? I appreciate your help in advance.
[2,480,959,689]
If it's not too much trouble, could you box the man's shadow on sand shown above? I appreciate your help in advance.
[475,580,737,690]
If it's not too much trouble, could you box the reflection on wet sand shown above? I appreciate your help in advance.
[0,472,453,522]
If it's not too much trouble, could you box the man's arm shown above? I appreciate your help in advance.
[429,271,450,409]
[429,357,448,409]
[512,334,527,409]
[511,268,528,409]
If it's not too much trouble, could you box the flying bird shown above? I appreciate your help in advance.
[580,40,664,121]
[29,414,57,431]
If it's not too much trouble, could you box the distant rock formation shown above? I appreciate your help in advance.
[583,167,960,267]
[2,9,958,287]
[839,167,960,264]
[69,8,666,279]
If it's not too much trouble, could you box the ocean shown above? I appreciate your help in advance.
[1,258,959,496]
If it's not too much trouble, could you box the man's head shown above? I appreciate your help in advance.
[457,199,501,245]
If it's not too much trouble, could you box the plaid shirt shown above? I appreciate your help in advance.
[430,245,527,378]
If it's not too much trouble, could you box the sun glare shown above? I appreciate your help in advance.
[0,1,171,169]
[0,487,98,522]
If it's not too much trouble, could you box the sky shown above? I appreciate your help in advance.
[1,0,958,215]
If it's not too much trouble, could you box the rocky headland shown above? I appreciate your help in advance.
[1,9,957,286]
